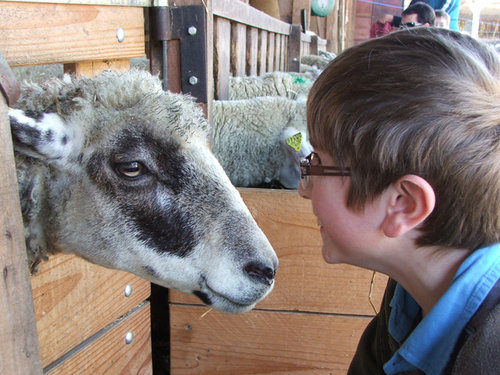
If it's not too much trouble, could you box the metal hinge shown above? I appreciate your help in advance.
[149,4,207,103]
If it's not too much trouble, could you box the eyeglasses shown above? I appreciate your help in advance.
[299,152,351,189]
[399,22,423,29]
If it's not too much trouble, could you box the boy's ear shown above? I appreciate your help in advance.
[381,175,435,238]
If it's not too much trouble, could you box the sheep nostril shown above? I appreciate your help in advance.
[244,262,276,285]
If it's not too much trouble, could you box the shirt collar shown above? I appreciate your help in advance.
[384,243,500,375]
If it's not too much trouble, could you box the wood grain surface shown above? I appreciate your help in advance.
[0,2,145,67]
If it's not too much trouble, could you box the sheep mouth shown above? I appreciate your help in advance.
[194,277,260,313]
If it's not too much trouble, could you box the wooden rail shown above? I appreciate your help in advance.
[213,0,290,34]
[0,2,145,67]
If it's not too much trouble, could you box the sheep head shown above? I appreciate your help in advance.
[10,70,278,313]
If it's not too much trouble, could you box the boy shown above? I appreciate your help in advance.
[400,2,435,27]
[299,28,499,374]
[435,9,451,29]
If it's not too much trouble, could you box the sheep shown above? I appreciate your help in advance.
[301,54,332,70]
[300,52,336,79]
[228,71,314,100]
[216,71,318,189]
[9,69,278,314]
[12,64,64,84]
[211,96,312,188]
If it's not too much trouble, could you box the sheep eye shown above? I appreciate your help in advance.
[115,161,147,178]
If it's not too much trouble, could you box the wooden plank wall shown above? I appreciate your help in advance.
[31,254,151,373]
[170,189,388,373]
[0,1,152,373]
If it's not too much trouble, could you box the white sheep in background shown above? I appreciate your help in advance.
[300,52,336,79]
[228,71,314,100]
[12,64,64,84]
[10,69,278,313]
[11,58,148,84]
[218,71,320,189]
[301,54,332,70]
[212,96,312,188]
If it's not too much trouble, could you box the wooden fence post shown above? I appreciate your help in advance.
[0,52,43,374]
[287,24,301,72]
[310,34,319,55]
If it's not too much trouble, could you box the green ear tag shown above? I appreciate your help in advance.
[286,132,302,152]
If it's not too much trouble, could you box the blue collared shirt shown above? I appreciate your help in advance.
[383,243,500,375]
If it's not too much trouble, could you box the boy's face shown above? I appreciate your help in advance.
[298,149,386,266]
[401,13,419,25]
[435,16,449,29]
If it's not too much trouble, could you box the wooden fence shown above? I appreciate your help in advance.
[0,0,387,373]
[211,0,327,99]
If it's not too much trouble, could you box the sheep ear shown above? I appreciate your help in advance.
[9,109,80,161]
[279,127,314,189]
[282,127,313,159]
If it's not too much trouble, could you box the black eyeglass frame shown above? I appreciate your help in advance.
[300,152,351,180]
[399,22,423,28]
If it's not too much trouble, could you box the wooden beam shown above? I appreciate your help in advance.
[213,17,231,99]
[257,30,268,75]
[274,33,282,70]
[0,54,43,375]
[231,23,247,76]
[266,32,275,72]
[326,1,339,52]
[246,27,259,76]
[287,24,301,72]
[338,0,346,52]
[310,34,319,55]
[0,2,145,67]
[213,0,291,35]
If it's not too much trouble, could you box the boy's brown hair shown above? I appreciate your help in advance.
[307,28,500,250]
